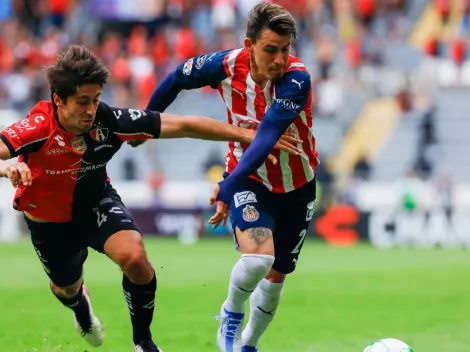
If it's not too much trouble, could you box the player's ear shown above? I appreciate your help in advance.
[244,38,253,53]
[52,93,62,107]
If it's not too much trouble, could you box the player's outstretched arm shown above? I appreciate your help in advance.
[129,51,230,149]
[0,139,32,187]
[159,113,303,155]
[147,51,230,113]
[0,139,11,160]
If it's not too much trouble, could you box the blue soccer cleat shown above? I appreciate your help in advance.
[216,301,245,352]
[241,346,258,352]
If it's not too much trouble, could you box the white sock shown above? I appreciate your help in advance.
[224,254,275,313]
[242,278,284,347]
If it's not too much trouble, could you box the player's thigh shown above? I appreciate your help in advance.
[272,182,316,274]
[228,180,275,255]
[25,216,88,287]
[87,184,143,254]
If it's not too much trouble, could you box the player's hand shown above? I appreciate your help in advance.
[267,154,278,165]
[274,133,303,155]
[243,129,302,156]
[127,140,148,148]
[3,162,32,187]
[208,183,229,229]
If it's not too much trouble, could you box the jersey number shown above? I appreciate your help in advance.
[291,229,306,254]
[95,210,108,227]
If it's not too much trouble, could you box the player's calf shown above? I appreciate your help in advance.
[242,272,285,349]
[104,230,158,345]
[217,253,274,352]
[51,280,104,346]
[226,253,275,313]
[224,227,275,313]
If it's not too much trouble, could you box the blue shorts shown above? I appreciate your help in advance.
[228,177,316,274]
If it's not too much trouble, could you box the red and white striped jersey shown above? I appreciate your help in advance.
[217,48,318,193]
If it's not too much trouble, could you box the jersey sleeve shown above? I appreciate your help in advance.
[146,50,231,113]
[98,102,161,142]
[264,70,312,131]
[0,114,50,158]
[174,50,231,89]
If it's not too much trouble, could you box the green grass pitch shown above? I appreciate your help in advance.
[0,237,469,351]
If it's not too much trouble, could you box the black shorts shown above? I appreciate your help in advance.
[26,184,140,287]
[228,178,316,274]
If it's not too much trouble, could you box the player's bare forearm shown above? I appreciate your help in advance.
[0,160,10,177]
[0,140,12,177]
[159,114,253,142]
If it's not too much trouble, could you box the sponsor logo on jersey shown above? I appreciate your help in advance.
[274,98,301,112]
[234,191,257,208]
[183,58,194,75]
[90,126,109,143]
[54,134,65,147]
[94,144,114,152]
[45,148,69,156]
[45,159,107,180]
[195,55,207,69]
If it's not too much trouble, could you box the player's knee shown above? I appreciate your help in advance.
[51,280,82,298]
[265,268,287,283]
[118,248,149,273]
[240,254,275,278]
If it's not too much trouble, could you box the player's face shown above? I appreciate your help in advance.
[55,84,101,134]
[246,29,291,82]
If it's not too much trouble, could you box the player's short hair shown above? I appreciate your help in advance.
[47,45,110,102]
[246,2,298,43]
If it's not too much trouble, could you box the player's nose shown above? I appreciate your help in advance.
[273,52,285,66]
[86,104,97,116]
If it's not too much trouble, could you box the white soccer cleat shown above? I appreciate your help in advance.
[134,340,163,352]
[216,301,244,352]
[73,285,104,347]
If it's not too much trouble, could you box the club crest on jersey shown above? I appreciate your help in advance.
[90,126,109,143]
[71,136,87,154]
[242,205,259,222]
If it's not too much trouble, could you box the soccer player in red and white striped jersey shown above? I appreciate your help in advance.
[147,3,318,351]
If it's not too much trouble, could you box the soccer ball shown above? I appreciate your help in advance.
[363,338,413,352]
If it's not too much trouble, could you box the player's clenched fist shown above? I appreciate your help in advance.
[0,162,32,187]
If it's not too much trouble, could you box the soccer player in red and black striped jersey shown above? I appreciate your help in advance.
[0,45,301,352]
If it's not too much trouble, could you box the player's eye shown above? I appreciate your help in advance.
[265,47,277,54]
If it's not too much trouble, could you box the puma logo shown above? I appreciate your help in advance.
[291,79,304,89]
[233,88,245,99]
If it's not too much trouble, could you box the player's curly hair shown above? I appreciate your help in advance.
[246,2,298,43]
[47,45,110,103]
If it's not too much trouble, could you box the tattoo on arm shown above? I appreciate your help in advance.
[247,227,273,245]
